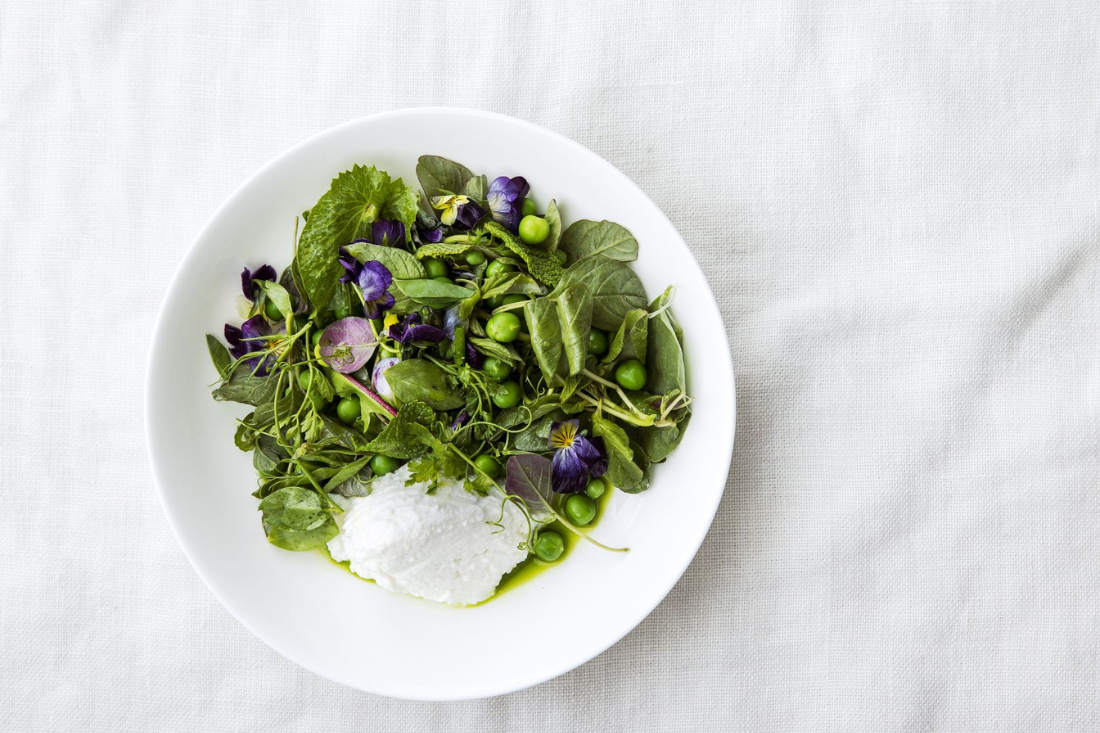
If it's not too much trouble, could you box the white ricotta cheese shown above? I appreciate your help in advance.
[327,466,529,606]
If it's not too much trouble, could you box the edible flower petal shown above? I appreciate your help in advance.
[388,313,447,344]
[371,220,405,247]
[337,247,362,284]
[548,419,608,493]
[224,314,282,376]
[487,176,530,231]
[430,194,471,226]
[318,317,378,373]
[372,356,401,401]
[454,199,484,230]
[356,261,395,319]
[240,264,277,299]
[465,341,484,369]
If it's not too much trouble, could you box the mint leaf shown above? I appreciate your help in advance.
[297,165,418,310]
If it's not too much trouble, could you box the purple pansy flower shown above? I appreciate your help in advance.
[240,265,277,299]
[454,199,485,230]
[356,261,395,319]
[548,419,608,493]
[465,341,484,369]
[450,410,470,432]
[372,220,405,247]
[419,225,444,243]
[388,314,447,343]
[224,314,283,376]
[337,247,362,284]
[487,176,530,231]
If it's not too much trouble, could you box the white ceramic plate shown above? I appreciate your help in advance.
[146,109,735,700]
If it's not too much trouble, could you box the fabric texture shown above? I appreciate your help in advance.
[2,2,1098,731]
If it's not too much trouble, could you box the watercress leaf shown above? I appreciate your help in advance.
[560,220,639,263]
[416,155,474,199]
[544,199,562,253]
[483,221,565,287]
[384,359,465,411]
[265,515,339,551]
[504,454,555,514]
[602,308,649,365]
[467,337,520,365]
[206,334,232,378]
[592,414,647,492]
[555,256,648,331]
[390,279,474,310]
[555,281,593,376]
[212,370,278,407]
[297,165,418,309]
[344,241,425,279]
[523,297,567,383]
[645,286,687,395]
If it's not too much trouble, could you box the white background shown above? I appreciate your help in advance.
[2,2,1098,731]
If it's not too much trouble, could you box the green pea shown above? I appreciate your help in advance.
[588,328,608,355]
[465,250,486,266]
[554,250,568,265]
[424,258,448,278]
[370,454,401,476]
[614,359,647,391]
[492,380,522,409]
[264,298,283,321]
[518,215,550,245]
[311,330,324,348]
[521,197,537,217]
[501,294,527,306]
[474,454,502,478]
[533,531,564,562]
[564,494,597,526]
[585,477,607,500]
[336,397,360,424]
[485,260,515,279]
[482,356,512,380]
[486,312,522,343]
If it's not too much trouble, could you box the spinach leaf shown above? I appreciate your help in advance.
[468,336,520,365]
[592,414,648,492]
[524,297,567,383]
[385,359,466,411]
[555,282,593,376]
[253,435,287,476]
[323,456,372,496]
[602,308,648,365]
[643,411,691,463]
[560,220,638,262]
[483,221,565,287]
[645,286,687,395]
[462,174,489,201]
[212,369,278,407]
[496,394,566,430]
[206,334,232,378]
[416,155,474,199]
[297,165,418,310]
[555,256,648,331]
[480,272,545,301]
[260,486,330,532]
[390,279,474,310]
[544,199,562,252]
[345,241,425,279]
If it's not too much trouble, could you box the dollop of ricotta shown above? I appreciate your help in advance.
[327,466,529,605]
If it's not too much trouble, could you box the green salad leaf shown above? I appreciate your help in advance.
[555,256,647,331]
[345,241,425,279]
[385,359,466,411]
[560,220,638,263]
[416,155,474,199]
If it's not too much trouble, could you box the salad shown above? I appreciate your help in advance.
[206,156,691,604]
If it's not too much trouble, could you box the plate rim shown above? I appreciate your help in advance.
[144,107,736,700]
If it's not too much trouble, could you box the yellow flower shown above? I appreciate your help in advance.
[430,194,470,226]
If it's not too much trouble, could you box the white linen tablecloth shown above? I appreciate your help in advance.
[2,2,1098,730]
